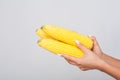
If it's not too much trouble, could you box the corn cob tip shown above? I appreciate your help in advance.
[41,24,51,29]
[35,29,39,32]
[37,39,42,43]
[41,25,45,29]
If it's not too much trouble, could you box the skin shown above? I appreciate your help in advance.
[60,36,120,80]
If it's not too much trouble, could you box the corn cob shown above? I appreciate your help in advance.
[38,38,84,58]
[36,29,51,38]
[41,24,93,49]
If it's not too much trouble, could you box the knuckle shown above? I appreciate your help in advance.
[81,68,87,71]
[76,61,81,65]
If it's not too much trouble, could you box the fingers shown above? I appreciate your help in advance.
[78,66,90,71]
[88,36,103,54]
[61,54,89,71]
[61,54,78,63]
[75,40,91,54]
[61,54,83,65]
[79,67,88,71]
[63,57,76,65]
[61,54,79,66]
[88,36,101,49]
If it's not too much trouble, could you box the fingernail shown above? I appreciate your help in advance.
[57,54,62,57]
[88,35,92,38]
[75,40,80,44]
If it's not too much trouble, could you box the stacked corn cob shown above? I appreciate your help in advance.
[36,24,93,58]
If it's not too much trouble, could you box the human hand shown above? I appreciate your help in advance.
[60,36,104,71]
[59,36,120,79]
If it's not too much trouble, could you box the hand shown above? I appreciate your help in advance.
[59,36,120,79]
[61,36,104,71]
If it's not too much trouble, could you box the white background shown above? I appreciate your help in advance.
[0,0,120,80]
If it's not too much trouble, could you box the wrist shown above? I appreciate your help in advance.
[100,51,104,58]
[95,59,108,71]
[100,52,107,62]
[96,58,120,79]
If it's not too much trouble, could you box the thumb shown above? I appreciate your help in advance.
[75,40,90,54]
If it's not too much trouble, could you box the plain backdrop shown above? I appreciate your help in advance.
[0,0,120,80]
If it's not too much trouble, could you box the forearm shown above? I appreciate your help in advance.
[97,60,120,80]
[102,53,120,68]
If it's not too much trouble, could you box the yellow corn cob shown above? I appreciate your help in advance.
[36,29,51,38]
[41,24,93,49]
[38,38,84,58]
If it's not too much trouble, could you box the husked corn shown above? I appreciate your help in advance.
[41,24,93,49]
[36,29,51,38]
[38,38,84,58]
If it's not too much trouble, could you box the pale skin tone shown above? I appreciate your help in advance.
[60,36,120,80]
